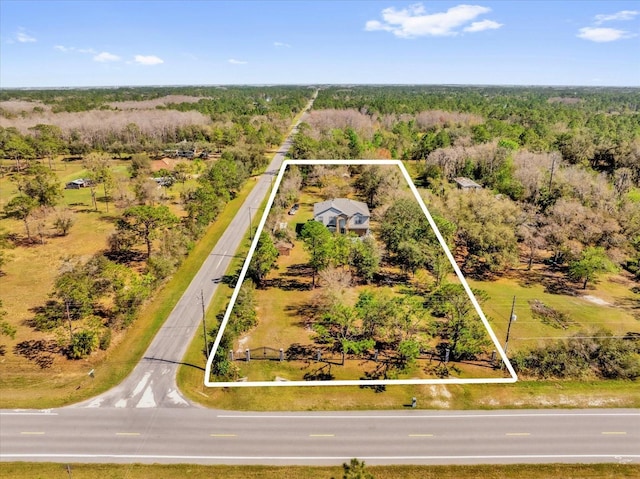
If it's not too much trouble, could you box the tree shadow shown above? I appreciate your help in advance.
[359,369,387,393]
[614,296,640,320]
[303,363,334,381]
[13,339,61,369]
[515,268,576,296]
[221,272,239,287]
[96,214,121,223]
[104,249,147,265]
[7,234,39,248]
[284,301,317,328]
[374,270,407,287]
[285,343,316,361]
[284,263,314,278]
[263,277,308,291]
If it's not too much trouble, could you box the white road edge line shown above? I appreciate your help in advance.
[0,412,59,416]
[218,412,640,419]
[1,454,639,460]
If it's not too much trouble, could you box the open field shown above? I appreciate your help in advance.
[1,462,638,479]
[468,268,640,351]
[0,171,256,408]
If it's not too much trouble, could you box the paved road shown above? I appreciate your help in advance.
[1,408,638,465]
[71,96,314,409]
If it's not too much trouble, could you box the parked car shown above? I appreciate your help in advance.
[288,203,299,215]
[65,178,92,189]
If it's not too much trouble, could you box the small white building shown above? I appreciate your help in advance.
[454,177,482,191]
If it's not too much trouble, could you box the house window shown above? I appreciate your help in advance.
[354,214,363,225]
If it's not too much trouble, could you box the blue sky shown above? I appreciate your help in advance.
[1,1,638,88]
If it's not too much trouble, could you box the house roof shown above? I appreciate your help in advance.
[313,198,370,218]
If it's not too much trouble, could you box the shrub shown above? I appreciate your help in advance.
[67,330,98,359]
[512,330,640,380]
[99,329,111,350]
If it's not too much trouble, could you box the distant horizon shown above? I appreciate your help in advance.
[2,82,639,92]
[2,1,638,88]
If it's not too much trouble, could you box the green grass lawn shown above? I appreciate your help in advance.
[467,268,640,351]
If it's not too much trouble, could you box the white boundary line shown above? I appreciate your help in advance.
[2,453,637,462]
[216,412,640,419]
[204,159,518,387]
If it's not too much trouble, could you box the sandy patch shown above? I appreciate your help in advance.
[237,335,250,354]
[427,384,452,408]
[582,295,611,306]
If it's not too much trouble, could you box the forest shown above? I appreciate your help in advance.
[0,85,638,386]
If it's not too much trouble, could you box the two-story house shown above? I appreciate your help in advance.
[313,198,370,236]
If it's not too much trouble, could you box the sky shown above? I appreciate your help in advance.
[1,0,639,88]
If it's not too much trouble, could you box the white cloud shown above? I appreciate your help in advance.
[54,45,96,54]
[577,27,636,42]
[16,28,36,43]
[274,41,291,48]
[228,58,248,64]
[93,51,121,62]
[594,10,639,25]
[134,55,164,65]
[365,3,499,38]
[463,19,503,32]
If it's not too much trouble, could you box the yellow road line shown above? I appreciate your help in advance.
[20,432,44,435]
[602,431,627,435]
[116,432,140,436]
[506,432,531,436]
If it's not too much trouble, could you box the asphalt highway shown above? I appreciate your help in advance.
[1,408,638,465]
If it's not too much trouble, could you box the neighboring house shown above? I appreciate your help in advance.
[454,177,482,191]
[313,198,370,236]
[65,178,92,189]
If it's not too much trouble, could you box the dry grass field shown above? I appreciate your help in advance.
[2,462,638,479]
[0,156,204,407]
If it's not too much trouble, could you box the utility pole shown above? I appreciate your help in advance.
[65,300,73,342]
[201,289,209,358]
[504,296,517,357]
[548,153,557,193]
